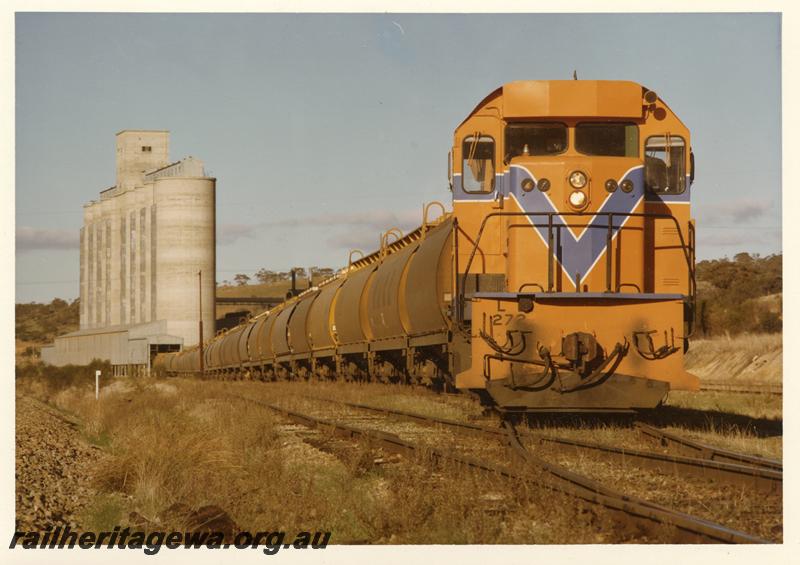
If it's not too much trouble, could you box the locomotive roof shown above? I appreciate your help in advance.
[457,80,654,128]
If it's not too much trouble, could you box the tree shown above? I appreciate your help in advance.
[233,273,251,286]
[254,268,277,284]
[309,266,335,280]
[694,253,783,336]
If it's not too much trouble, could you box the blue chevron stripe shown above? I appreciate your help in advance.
[452,165,691,285]
[507,164,645,285]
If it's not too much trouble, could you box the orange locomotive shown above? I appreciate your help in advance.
[155,80,699,412]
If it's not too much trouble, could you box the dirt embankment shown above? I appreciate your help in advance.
[15,395,103,531]
[686,333,782,383]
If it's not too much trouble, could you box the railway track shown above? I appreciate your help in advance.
[228,393,772,544]
[302,396,781,494]
[500,422,770,544]
[635,422,782,471]
[699,381,782,396]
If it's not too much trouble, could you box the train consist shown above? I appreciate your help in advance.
[155,80,699,412]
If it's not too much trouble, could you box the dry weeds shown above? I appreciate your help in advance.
[686,332,782,384]
[17,376,644,543]
[665,390,782,421]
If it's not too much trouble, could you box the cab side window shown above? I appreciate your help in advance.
[645,135,687,193]
[462,135,495,193]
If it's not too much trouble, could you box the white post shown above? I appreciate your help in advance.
[95,370,101,400]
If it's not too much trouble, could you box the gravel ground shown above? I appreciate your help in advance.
[15,395,104,531]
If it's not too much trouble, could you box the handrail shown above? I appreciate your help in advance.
[379,228,404,259]
[422,201,447,240]
[457,211,695,325]
[346,249,364,275]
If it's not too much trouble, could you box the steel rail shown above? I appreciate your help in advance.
[699,382,782,396]
[501,422,768,544]
[232,394,768,543]
[305,396,781,493]
[531,434,781,494]
[635,423,782,472]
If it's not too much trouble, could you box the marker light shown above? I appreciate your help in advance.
[521,178,535,192]
[569,190,587,208]
[537,178,551,192]
[605,179,618,193]
[569,170,588,189]
[620,179,634,193]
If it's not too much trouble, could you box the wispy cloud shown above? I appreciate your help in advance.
[270,210,422,251]
[699,227,781,247]
[699,197,776,224]
[326,229,384,251]
[700,232,753,247]
[16,227,79,252]
[263,210,420,232]
[218,223,259,246]
[214,209,424,253]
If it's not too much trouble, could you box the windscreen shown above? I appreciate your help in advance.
[461,135,495,193]
[504,123,567,161]
[645,135,686,193]
[575,122,639,157]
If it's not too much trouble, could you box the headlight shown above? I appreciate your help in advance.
[620,179,634,193]
[521,178,535,192]
[605,179,618,193]
[537,178,551,192]
[569,190,587,208]
[569,170,587,189]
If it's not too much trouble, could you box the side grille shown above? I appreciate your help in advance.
[462,273,507,294]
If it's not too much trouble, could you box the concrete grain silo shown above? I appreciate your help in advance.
[41,130,217,374]
[152,175,216,347]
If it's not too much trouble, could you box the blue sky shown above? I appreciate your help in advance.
[15,12,781,302]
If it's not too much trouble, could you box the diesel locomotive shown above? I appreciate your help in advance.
[155,80,699,412]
